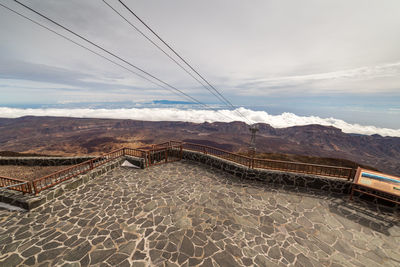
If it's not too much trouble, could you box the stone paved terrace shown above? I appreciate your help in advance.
[0,160,399,267]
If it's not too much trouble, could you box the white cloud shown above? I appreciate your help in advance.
[0,78,82,91]
[254,62,400,84]
[1,107,399,137]
[235,62,400,95]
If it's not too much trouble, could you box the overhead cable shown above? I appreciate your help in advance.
[0,3,178,99]
[116,0,252,124]
[102,0,224,104]
[9,0,237,122]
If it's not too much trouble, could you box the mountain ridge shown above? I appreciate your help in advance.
[0,116,399,176]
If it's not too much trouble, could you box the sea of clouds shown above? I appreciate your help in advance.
[0,107,399,137]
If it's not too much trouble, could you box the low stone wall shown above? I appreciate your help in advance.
[182,150,352,194]
[0,156,95,166]
[125,155,146,169]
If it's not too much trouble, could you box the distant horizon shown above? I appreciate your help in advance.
[1,104,400,138]
[1,98,400,129]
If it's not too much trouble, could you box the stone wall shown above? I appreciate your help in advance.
[125,155,146,169]
[182,150,352,194]
[0,156,95,166]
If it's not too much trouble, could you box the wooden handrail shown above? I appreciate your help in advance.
[181,141,354,179]
[1,140,357,195]
[0,176,32,194]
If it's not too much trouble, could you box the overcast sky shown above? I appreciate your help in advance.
[1,0,400,129]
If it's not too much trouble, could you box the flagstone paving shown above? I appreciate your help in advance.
[0,160,399,266]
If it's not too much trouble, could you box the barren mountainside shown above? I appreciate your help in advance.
[0,116,399,175]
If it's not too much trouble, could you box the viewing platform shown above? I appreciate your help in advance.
[0,142,399,266]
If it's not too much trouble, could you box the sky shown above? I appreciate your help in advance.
[1,0,400,133]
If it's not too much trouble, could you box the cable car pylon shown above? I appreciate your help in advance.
[249,124,259,158]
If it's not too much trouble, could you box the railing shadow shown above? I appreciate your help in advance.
[194,160,399,236]
[250,177,399,236]
[328,198,399,236]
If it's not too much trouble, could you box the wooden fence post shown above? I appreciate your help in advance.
[32,181,39,195]
[348,168,356,181]
[28,181,33,194]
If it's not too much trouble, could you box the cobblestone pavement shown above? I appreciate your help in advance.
[0,161,399,266]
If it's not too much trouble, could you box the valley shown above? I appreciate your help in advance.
[1,116,399,175]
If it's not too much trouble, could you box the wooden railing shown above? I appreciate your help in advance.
[0,176,32,194]
[253,158,354,179]
[1,140,356,195]
[143,142,182,167]
[182,142,252,167]
[124,148,147,158]
[91,148,125,169]
[32,148,143,195]
[32,159,93,194]
[181,141,355,180]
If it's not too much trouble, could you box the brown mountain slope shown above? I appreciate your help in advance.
[0,116,399,175]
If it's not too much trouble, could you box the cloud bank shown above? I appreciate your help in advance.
[1,107,399,137]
